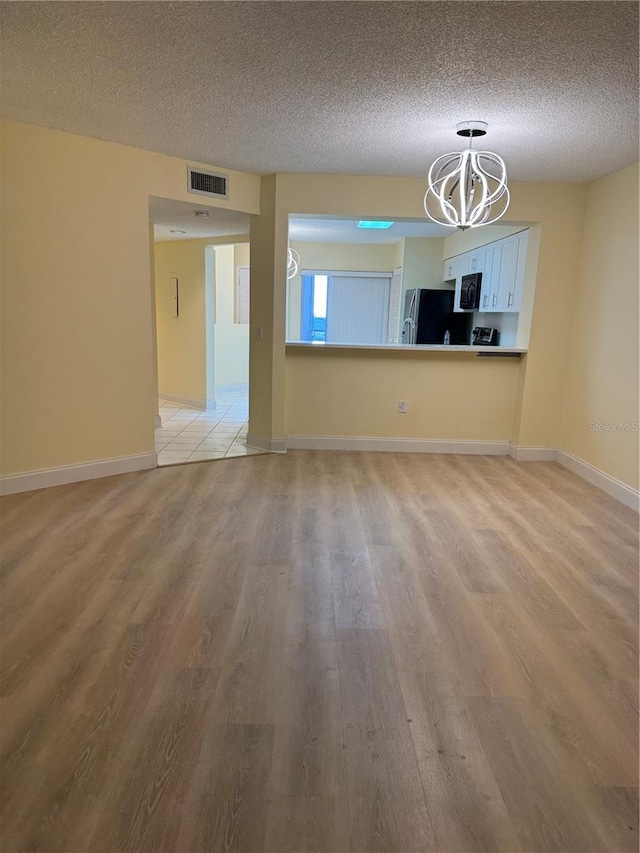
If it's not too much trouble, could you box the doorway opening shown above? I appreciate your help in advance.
[149,197,262,466]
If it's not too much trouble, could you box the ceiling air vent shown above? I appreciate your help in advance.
[187,167,228,199]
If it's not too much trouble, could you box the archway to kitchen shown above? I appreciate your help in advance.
[149,197,262,466]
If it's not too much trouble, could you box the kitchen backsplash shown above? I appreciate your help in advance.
[472,311,519,347]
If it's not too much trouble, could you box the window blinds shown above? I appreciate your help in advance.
[326,274,390,345]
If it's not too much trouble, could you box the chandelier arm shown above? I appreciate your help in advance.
[428,153,462,187]
[423,190,449,225]
[468,186,510,228]
[475,152,508,203]
[286,247,301,280]
[441,174,465,227]
[424,124,509,231]
[467,154,490,226]
[423,187,458,227]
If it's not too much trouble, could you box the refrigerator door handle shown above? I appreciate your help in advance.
[401,316,416,344]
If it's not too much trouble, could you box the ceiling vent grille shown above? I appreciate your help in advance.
[187,167,228,199]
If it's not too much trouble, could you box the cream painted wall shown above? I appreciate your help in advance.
[235,242,250,268]
[148,223,160,425]
[560,163,639,490]
[213,243,250,387]
[4,117,637,497]
[250,172,588,451]
[286,348,520,440]
[286,240,396,341]
[293,240,395,273]
[154,236,250,404]
[400,236,447,294]
[155,239,208,404]
[1,119,259,475]
[249,174,282,441]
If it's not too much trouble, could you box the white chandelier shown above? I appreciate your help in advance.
[424,121,509,230]
[287,248,300,279]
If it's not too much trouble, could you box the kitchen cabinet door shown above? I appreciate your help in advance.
[468,247,487,274]
[496,233,528,312]
[510,232,528,312]
[450,230,529,314]
[482,243,503,311]
[495,238,519,312]
[479,248,495,311]
[443,257,458,281]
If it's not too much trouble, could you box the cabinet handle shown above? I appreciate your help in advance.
[492,293,497,308]
[483,295,488,308]
[508,291,513,307]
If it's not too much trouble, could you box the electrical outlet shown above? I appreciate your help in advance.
[398,400,407,413]
[254,326,263,341]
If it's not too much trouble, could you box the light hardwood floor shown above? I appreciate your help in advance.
[1,451,638,852]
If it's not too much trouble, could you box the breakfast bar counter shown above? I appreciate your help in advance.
[286,342,527,355]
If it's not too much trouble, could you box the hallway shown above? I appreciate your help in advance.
[155,385,263,465]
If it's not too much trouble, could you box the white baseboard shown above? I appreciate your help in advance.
[4,439,633,513]
[246,433,286,453]
[509,444,557,461]
[286,435,510,455]
[159,392,216,411]
[556,449,639,512]
[286,436,638,511]
[0,452,157,496]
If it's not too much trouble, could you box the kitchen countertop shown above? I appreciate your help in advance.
[286,342,527,354]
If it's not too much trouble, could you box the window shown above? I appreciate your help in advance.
[299,272,390,345]
[301,275,328,341]
[235,265,249,324]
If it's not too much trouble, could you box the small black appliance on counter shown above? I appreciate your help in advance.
[472,326,499,346]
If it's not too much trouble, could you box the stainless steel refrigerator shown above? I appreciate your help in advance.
[401,289,472,345]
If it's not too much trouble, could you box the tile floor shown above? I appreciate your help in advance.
[155,386,265,466]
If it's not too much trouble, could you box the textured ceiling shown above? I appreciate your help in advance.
[289,217,450,244]
[1,2,638,181]
[150,197,250,241]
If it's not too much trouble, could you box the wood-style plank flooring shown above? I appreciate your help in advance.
[1,451,638,852]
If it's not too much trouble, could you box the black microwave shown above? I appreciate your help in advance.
[460,272,482,310]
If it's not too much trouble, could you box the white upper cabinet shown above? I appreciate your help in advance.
[511,232,528,312]
[494,232,528,312]
[481,243,502,310]
[443,257,458,281]
[468,246,488,274]
[457,252,471,278]
[495,238,519,311]
[448,230,529,314]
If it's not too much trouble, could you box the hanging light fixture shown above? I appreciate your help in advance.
[287,248,300,279]
[424,121,509,230]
